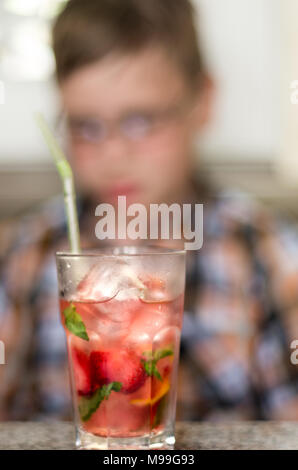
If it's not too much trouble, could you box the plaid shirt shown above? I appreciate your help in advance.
[1,190,298,422]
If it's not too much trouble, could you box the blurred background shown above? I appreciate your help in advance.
[0,0,297,222]
[0,0,298,426]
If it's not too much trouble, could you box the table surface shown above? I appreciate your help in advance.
[0,421,298,450]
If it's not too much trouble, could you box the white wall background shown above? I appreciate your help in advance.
[278,0,298,185]
[0,0,283,165]
[194,0,282,162]
[0,2,59,164]
[0,80,58,163]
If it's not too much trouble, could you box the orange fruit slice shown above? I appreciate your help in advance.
[130,379,170,407]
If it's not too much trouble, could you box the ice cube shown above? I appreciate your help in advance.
[74,299,133,341]
[126,302,171,346]
[92,312,129,342]
[77,259,145,302]
[96,298,140,324]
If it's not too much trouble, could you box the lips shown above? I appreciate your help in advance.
[105,184,139,199]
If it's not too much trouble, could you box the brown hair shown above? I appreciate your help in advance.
[52,0,205,86]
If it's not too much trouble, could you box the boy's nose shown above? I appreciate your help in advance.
[100,133,132,168]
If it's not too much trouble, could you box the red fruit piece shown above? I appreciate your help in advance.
[90,349,147,394]
[71,347,92,396]
[90,351,110,387]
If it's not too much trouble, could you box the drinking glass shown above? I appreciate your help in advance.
[56,247,186,450]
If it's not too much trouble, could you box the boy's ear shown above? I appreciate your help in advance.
[192,74,215,132]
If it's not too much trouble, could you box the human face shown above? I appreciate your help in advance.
[59,47,210,207]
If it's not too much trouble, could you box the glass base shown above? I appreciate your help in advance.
[76,427,175,450]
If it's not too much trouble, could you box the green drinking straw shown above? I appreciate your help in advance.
[35,113,81,253]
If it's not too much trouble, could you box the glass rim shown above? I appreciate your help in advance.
[56,246,186,259]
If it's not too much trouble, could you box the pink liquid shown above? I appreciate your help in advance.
[60,292,184,439]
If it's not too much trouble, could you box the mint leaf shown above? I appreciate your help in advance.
[141,347,173,381]
[152,395,168,429]
[105,381,122,393]
[154,348,173,362]
[152,365,162,381]
[79,382,122,422]
[141,360,162,380]
[63,303,89,341]
[142,360,153,376]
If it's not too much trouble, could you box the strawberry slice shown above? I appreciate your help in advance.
[90,349,147,394]
[71,347,92,396]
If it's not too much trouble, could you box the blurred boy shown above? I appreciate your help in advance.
[1,0,298,421]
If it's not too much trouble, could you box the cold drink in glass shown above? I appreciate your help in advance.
[56,247,186,450]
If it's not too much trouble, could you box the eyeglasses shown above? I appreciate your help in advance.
[57,98,194,145]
